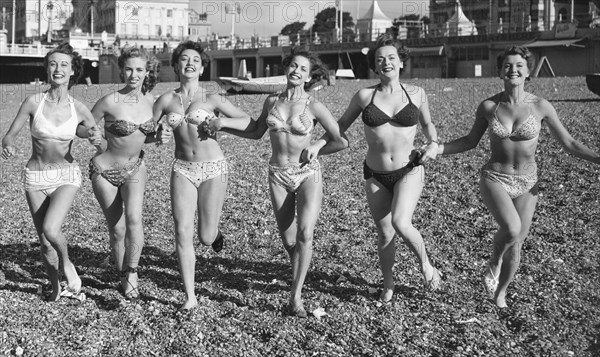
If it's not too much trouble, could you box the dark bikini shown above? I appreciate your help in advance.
[361,84,422,192]
[89,118,153,187]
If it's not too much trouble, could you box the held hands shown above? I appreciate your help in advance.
[1,145,16,159]
[207,117,223,132]
[87,126,102,146]
[417,141,439,164]
[156,121,173,145]
[198,114,218,137]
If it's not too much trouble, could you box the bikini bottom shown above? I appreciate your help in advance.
[268,160,320,193]
[172,158,228,188]
[89,151,144,187]
[480,166,538,199]
[23,162,82,196]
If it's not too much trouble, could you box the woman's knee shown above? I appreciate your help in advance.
[501,222,522,243]
[296,227,314,244]
[375,228,395,245]
[197,225,218,245]
[125,214,143,232]
[391,219,413,238]
[109,223,126,241]
[41,222,61,242]
[174,222,194,245]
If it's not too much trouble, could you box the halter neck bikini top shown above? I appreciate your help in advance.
[488,103,540,141]
[362,84,420,128]
[165,90,213,129]
[105,118,154,137]
[266,96,314,136]
[30,93,79,142]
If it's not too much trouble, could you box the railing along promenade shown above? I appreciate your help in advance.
[0,44,100,60]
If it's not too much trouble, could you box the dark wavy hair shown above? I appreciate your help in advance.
[43,42,83,89]
[171,41,210,80]
[367,34,410,75]
[282,46,328,91]
[118,46,160,94]
[496,45,536,80]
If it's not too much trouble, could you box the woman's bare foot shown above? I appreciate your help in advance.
[288,300,307,318]
[180,296,198,310]
[494,291,508,308]
[380,288,394,303]
[422,265,442,291]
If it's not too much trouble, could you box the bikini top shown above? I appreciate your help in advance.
[362,84,420,128]
[105,118,154,137]
[30,93,79,142]
[266,96,314,136]
[165,91,213,129]
[488,103,540,140]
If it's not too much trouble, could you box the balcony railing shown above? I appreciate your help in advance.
[0,43,100,59]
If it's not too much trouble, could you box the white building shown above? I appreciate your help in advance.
[90,0,190,49]
[11,0,74,43]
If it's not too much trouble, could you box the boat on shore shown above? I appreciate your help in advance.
[217,75,288,94]
[218,59,287,94]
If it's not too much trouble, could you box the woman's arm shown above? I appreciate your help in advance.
[1,96,36,159]
[307,100,348,157]
[439,100,490,155]
[416,87,439,163]
[541,99,600,164]
[75,100,102,145]
[209,93,255,134]
[209,95,272,140]
[312,89,365,147]
[151,93,173,145]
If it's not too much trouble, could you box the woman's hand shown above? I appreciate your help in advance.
[1,145,16,159]
[88,126,102,146]
[418,142,439,164]
[156,122,173,145]
[198,114,217,137]
[301,144,321,163]
[207,117,223,132]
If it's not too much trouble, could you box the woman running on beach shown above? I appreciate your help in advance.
[152,41,251,310]
[324,34,442,302]
[1,43,101,301]
[438,45,600,308]
[90,46,165,300]
[209,47,348,317]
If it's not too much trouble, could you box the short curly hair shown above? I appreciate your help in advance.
[282,46,329,91]
[43,42,83,89]
[171,41,210,80]
[496,46,536,78]
[367,34,410,75]
[118,46,160,94]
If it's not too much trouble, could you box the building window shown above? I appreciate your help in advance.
[156,25,162,37]
[167,25,172,37]
[167,9,173,17]
[132,24,138,36]
[121,23,126,35]
[178,26,184,39]
[143,24,150,36]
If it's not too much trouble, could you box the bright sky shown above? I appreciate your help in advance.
[189,0,430,37]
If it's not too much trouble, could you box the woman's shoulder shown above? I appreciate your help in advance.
[477,93,503,114]
[155,90,178,104]
[264,93,280,104]
[355,86,377,102]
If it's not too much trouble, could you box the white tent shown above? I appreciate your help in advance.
[445,0,478,36]
[356,0,393,41]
